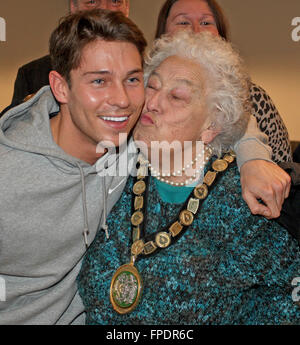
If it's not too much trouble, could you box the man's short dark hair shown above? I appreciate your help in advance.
[49,9,147,86]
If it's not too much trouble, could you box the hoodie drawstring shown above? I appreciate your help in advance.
[77,162,110,248]
[101,177,109,240]
[76,163,90,248]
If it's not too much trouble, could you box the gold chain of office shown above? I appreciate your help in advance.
[110,150,236,315]
[130,150,236,257]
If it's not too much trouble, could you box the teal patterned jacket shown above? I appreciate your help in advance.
[78,160,300,325]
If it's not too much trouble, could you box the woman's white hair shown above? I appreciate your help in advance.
[144,30,251,156]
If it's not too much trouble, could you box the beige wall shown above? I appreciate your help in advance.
[0,0,69,110]
[1,0,299,140]
[217,0,300,142]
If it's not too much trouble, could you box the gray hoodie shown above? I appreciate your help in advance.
[0,86,134,324]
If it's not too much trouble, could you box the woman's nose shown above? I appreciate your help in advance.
[192,23,202,33]
[145,90,161,113]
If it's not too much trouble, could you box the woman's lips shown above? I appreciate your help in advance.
[140,113,154,125]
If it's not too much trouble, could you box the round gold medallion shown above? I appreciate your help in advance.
[179,210,194,226]
[194,184,208,200]
[131,211,144,226]
[212,159,228,172]
[155,232,171,248]
[110,263,142,314]
[133,180,146,195]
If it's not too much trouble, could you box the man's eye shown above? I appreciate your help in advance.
[128,77,139,83]
[111,0,122,5]
[93,79,105,85]
[84,0,97,7]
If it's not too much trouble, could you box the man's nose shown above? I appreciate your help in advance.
[109,83,130,108]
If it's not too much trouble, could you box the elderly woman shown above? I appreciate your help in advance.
[77,31,300,325]
[153,0,294,222]
[155,0,292,164]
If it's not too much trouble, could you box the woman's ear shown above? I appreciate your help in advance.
[200,123,220,144]
[49,71,69,104]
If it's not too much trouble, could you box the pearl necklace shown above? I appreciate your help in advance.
[148,145,213,186]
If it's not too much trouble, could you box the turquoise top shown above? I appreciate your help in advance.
[78,160,300,325]
[154,178,194,204]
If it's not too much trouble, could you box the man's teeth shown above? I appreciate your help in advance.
[102,116,128,122]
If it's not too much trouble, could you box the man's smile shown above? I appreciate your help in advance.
[100,116,129,122]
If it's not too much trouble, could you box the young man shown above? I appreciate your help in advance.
[0,9,146,325]
[0,0,130,115]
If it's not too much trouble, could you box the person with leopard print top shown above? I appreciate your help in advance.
[249,83,291,162]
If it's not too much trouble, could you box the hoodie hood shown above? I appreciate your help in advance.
[0,85,139,246]
[0,85,138,324]
[0,86,98,173]
[0,85,139,245]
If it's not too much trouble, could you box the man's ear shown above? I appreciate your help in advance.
[49,71,69,104]
[125,0,130,17]
[70,0,77,13]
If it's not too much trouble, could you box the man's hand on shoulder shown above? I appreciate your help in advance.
[240,160,291,219]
